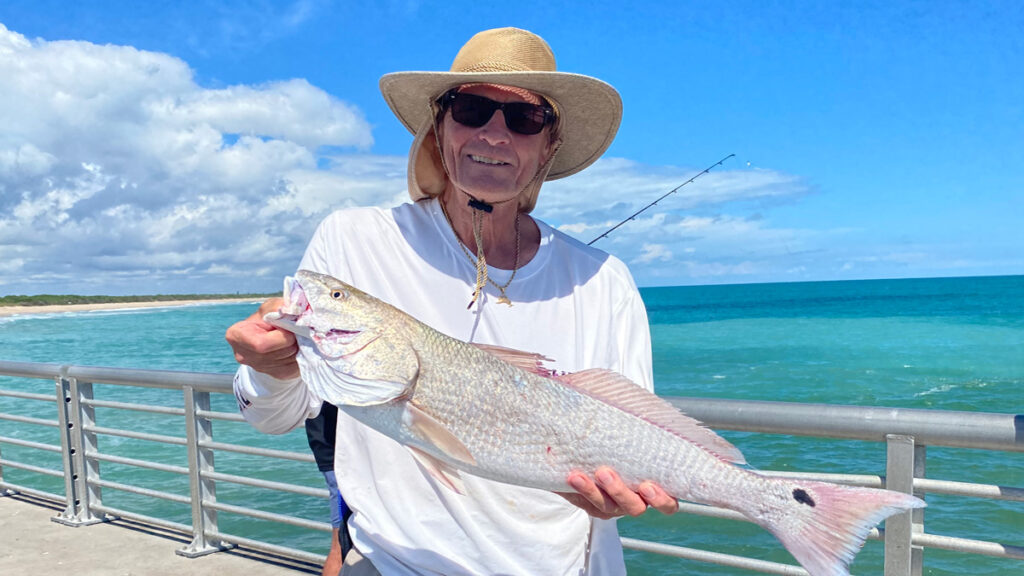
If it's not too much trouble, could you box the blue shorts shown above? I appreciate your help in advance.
[323,471,350,528]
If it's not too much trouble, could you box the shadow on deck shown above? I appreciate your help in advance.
[0,493,318,576]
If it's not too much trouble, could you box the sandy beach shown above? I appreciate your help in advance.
[0,298,263,318]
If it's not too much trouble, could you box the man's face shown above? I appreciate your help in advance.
[437,84,554,204]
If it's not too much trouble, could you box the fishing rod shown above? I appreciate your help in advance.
[587,153,735,245]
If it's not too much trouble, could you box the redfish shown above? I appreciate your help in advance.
[266,269,925,576]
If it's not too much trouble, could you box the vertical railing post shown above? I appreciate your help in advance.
[884,434,923,576]
[910,444,926,575]
[52,376,79,523]
[54,376,104,526]
[178,385,228,557]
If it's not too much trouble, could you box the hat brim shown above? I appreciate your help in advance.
[380,71,621,180]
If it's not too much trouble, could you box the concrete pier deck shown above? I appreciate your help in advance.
[0,493,319,575]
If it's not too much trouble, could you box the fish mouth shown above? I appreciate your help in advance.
[284,276,311,316]
[315,328,363,347]
[268,276,312,329]
[267,274,368,354]
[265,276,320,340]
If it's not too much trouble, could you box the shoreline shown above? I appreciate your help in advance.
[0,298,263,318]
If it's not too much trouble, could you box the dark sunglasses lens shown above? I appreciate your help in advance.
[449,94,496,127]
[448,93,549,135]
[503,103,547,135]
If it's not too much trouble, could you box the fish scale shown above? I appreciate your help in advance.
[266,269,927,576]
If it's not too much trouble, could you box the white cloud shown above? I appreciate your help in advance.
[539,158,810,228]
[0,20,830,294]
[0,23,383,295]
[6,21,988,294]
[538,159,821,285]
[634,243,673,264]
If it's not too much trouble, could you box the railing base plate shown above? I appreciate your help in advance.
[176,540,236,558]
[51,515,107,527]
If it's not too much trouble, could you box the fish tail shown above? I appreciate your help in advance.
[757,478,925,576]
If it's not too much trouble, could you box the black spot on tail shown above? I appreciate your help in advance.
[793,488,816,507]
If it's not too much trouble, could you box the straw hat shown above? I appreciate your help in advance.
[379,27,622,212]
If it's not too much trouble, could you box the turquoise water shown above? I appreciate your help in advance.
[1,276,1022,574]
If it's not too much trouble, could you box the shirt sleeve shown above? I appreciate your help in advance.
[233,365,321,434]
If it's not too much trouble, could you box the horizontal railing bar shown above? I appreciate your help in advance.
[195,408,246,423]
[677,501,746,522]
[3,361,1019,450]
[202,470,327,499]
[0,435,61,453]
[0,389,56,402]
[205,500,330,533]
[0,361,233,394]
[68,366,233,393]
[91,503,192,533]
[199,440,316,463]
[755,470,885,487]
[0,413,58,428]
[89,452,189,476]
[90,478,191,505]
[913,477,1024,502]
[207,529,326,565]
[0,483,64,502]
[0,361,67,380]
[83,425,187,446]
[914,532,1024,560]
[671,397,1022,452]
[620,537,807,575]
[0,459,63,477]
[82,398,185,416]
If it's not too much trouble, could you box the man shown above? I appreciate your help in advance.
[227,27,677,575]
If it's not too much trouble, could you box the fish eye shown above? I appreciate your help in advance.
[331,289,344,299]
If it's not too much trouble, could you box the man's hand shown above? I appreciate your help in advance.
[225,298,300,380]
[562,467,678,519]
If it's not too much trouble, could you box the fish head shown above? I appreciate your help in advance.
[264,270,419,406]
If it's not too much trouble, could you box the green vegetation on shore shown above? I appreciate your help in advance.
[0,293,276,307]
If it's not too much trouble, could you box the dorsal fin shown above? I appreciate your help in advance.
[472,343,558,378]
[558,369,746,464]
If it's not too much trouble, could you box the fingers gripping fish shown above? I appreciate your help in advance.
[265,269,925,576]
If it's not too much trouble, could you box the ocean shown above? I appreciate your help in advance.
[1,275,1021,575]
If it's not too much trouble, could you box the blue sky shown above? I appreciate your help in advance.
[0,0,1021,294]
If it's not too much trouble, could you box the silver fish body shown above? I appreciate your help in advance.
[266,269,925,576]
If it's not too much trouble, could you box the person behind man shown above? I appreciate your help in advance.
[227,27,678,575]
[305,402,351,576]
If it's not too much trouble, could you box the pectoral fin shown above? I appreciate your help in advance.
[407,446,467,495]
[403,403,476,467]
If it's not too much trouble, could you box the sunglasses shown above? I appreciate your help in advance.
[438,90,555,136]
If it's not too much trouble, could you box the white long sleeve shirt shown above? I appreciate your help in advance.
[234,198,653,575]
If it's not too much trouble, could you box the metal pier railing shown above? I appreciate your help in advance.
[1,360,1021,575]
